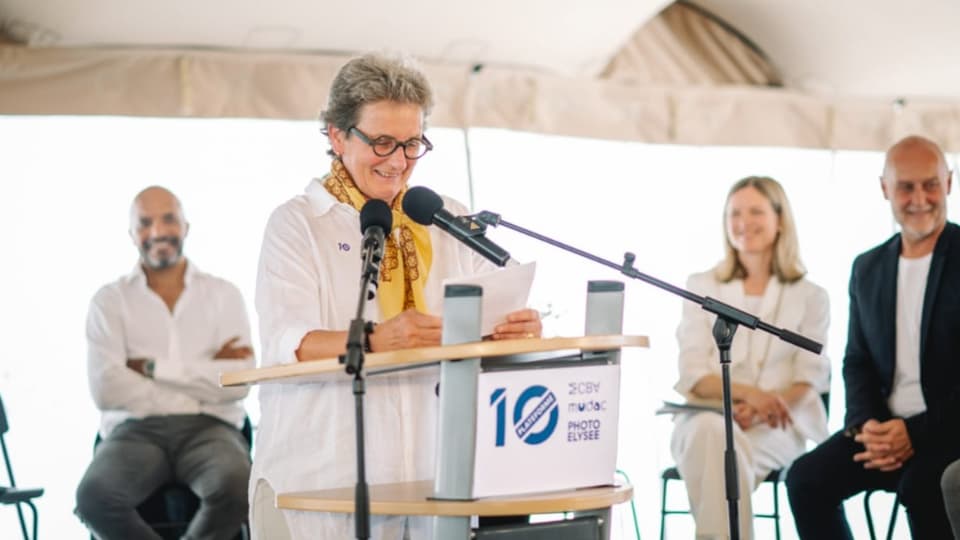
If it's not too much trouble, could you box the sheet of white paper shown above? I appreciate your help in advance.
[440,261,536,336]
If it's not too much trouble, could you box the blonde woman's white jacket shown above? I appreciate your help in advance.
[675,270,831,443]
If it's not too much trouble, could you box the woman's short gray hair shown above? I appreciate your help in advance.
[321,54,434,156]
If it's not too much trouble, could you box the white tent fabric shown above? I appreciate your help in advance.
[2,3,959,151]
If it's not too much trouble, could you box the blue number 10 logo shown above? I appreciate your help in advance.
[490,385,559,447]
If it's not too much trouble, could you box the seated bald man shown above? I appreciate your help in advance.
[786,136,960,539]
[75,186,254,540]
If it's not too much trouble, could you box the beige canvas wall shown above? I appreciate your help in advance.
[3,43,959,151]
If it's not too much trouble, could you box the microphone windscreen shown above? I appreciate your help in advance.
[359,199,393,234]
[401,186,443,225]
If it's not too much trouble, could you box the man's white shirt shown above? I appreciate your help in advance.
[86,261,254,438]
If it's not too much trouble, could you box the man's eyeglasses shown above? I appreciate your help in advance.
[348,127,433,160]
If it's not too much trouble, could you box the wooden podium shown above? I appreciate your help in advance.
[222,280,646,539]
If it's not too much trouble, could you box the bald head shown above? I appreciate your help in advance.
[882,135,949,184]
[130,186,184,228]
[880,135,952,252]
[129,186,189,270]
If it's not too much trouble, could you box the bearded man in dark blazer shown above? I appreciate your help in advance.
[786,135,960,539]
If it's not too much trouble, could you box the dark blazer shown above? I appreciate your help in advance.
[843,221,960,452]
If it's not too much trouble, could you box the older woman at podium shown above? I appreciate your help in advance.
[249,53,541,539]
[670,176,830,539]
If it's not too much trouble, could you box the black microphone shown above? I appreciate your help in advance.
[343,200,392,540]
[402,186,510,267]
[358,199,392,294]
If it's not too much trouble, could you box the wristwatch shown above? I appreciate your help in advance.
[363,321,377,353]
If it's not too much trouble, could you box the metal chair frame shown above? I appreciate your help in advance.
[0,393,44,540]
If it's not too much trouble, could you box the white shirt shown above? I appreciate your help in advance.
[889,253,932,417]
[252,180,494,538]
[86,261,254,438]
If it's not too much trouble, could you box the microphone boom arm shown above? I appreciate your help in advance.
[474,212,821,354]
[472,210,824,540]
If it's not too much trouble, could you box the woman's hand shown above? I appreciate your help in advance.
[368,309,442,352]
[733,402,757,430]
[743,388,792,429]
[491,308,542,340]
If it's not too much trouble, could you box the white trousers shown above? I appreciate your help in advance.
[670,412,805,540]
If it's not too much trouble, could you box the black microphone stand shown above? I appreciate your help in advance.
[475,211,822,540]
[339,229,385,540]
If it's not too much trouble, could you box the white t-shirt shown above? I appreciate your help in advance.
[888,253,932,417]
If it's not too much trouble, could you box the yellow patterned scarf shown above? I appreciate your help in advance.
[323,159,433,319]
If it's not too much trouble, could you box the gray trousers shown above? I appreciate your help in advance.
[942,458,960,539]
[76,414,250,540]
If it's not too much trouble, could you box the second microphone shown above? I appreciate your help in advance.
[402,186,511,267]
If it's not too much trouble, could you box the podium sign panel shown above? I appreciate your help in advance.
[472,364,620,498]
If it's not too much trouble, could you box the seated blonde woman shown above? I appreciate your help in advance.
[670,176,830,540]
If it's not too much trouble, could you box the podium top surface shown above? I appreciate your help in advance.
[277,480,633,516]
[220,334,648,387]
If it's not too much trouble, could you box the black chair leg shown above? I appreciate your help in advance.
[15,501,29,540]
[11,500,39,540]
[885,494,899,540]
[660,477,668,540]
[772,478,781,540]
[864,490,878,540]
[659,470,787,540]
[28,500,38,540]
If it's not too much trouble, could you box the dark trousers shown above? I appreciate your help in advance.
[786,430,958,540]
[76,414,250,540]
